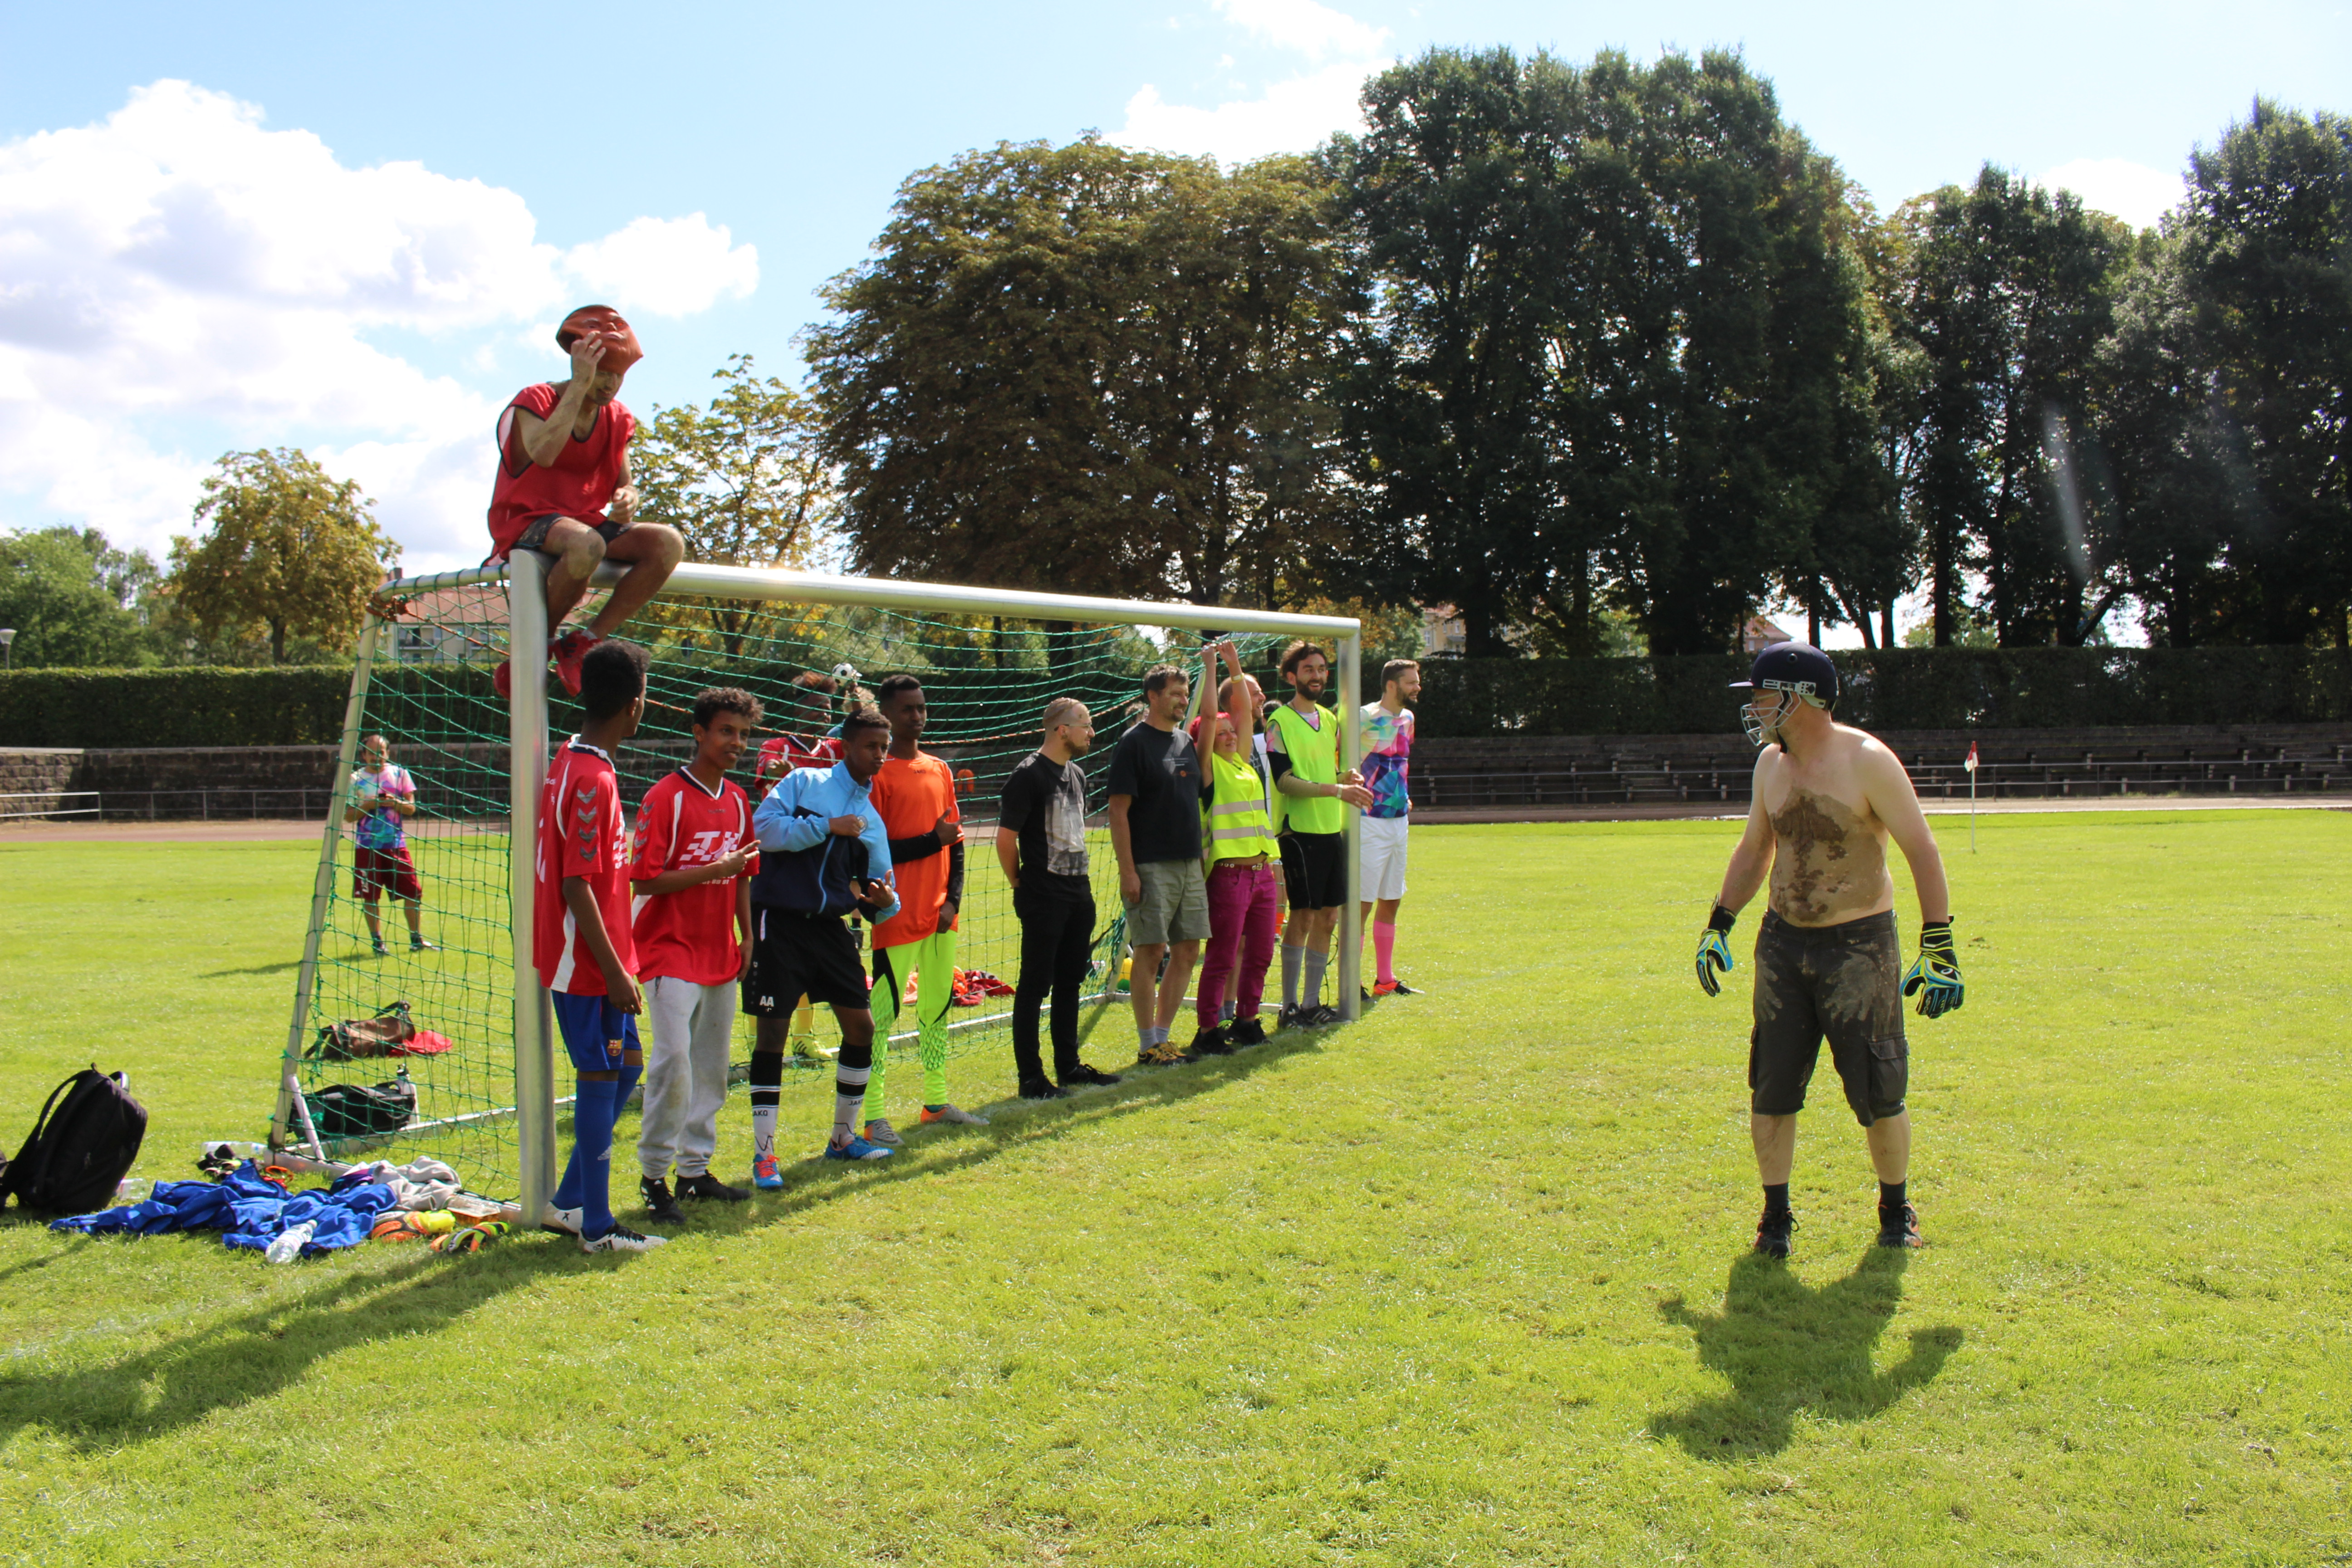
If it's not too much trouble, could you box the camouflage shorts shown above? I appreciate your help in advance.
[1749,910,1908,1127]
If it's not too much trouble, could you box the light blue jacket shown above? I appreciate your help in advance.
[749,761,899,923]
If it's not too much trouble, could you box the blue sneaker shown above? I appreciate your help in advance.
[824,1135,893,1162]
[751,1153,783,1189]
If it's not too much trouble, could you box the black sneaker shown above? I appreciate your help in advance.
[1877,1202,1922,1249]
[1305,1003,1344,1026]
[677,1172,748,1203]
[1754,1206,1796,1259]
[1186,1025,1235,1059]
[1019,1078,1069,1101]
[1229,1016,1268,1047]
[1277,1003,1304,1031]
[1060,1062,1123,1088]
[639,1176,687,1225]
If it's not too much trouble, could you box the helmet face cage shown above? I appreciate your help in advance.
[1740,681,1829,748]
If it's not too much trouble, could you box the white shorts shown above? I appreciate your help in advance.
[1358,814,1408,901]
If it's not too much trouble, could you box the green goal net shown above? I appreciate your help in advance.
[266,561,1359,1205]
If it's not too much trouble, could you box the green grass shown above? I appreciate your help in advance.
[1,812,2347,1566]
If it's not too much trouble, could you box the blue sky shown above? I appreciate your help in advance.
[3,0,2346,599]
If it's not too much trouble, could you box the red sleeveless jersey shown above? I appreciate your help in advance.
[486,383,636,558]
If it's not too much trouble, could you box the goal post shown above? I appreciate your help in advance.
[274,555,1361,1215]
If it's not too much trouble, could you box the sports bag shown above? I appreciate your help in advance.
[0,1068,149,1216]
[301,1074,418,1140]
[310,1000,416,1063]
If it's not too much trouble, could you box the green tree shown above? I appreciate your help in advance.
[632,355,838,656]
[1906,169,2135,645]
[808,138,1354,609]
[2170,100,2352,647]
[1333,48,1891,657]
[0,526,161,668]
[166,449,398,663]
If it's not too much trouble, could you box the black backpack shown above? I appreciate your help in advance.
[300,1073,417,1141]
[0,1068,148,1217]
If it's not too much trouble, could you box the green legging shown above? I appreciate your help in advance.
[865,927,957,1121]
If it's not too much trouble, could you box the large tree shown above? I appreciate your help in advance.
[1333,48,1890,656]
[167,449,398,663]
[808,139,1353,607]
[0,526,160,668]
[631,354,838,655]
[2170,100,2352,647]
[1906,169,2136,645]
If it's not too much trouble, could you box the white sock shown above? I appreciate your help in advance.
[1304,951,1328,1007]
[751,1105,777,1161]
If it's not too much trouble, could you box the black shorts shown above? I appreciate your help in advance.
[513,514,627,554]
[743,907,872,1015]
[1278,830,1346,910]
[1749,911,1909,1126]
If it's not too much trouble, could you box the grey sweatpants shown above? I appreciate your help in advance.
[638,975,738,1179]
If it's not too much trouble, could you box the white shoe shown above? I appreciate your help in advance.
[861,1117,903,1147]
[581,1224,666,1254]
[541,1204,583,1236]
[919,1104,990,1127]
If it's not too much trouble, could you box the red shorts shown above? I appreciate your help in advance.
[354,844,422,902]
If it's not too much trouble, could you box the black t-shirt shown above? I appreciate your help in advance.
[1105,720,1208,862]
[999,750,1093,901]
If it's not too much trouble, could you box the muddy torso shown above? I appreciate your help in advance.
[1759,730,1896,926]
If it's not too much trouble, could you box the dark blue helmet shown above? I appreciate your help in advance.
[1731,642,1838,745]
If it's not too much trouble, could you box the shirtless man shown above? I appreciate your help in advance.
[1693,642,1965,1257]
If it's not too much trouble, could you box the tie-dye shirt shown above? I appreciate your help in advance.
[1357,703,1414,819]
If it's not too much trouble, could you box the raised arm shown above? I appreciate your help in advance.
[510,339,607,467]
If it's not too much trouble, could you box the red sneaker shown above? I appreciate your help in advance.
[552,629,600,697]
[492,658,513,700]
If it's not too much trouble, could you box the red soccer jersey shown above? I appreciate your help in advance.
[753,732,840,799]
[486,383,637,558]
[535,737,636,995]
[630,767,756,985]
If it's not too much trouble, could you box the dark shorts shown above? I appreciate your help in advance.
[1749,910,1909,1127]
[551,992,642,1073]
[353,843,421,902]
[744,906,873,1014]
[1279,830,1346,910]
[513,514,628,554]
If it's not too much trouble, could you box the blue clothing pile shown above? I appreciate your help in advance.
[49,1160,396,1256]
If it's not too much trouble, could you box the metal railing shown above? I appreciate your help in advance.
[0,789,100,821]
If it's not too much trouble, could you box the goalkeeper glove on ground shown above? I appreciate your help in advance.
[1695,905,1737,997]
[1903,920,1964,1018]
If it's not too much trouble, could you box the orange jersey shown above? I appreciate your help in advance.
[868,752,961,948]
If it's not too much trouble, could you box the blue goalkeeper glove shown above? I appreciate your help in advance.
[1902,920,1964,1018]
[1695,905,1737,998]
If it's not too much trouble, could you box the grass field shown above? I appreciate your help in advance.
[2,811,2347,1567]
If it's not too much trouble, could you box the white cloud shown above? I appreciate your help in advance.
[1118,61,1384,164]
[2034,157,2186,232]
[564,214,759,318]
[1211,0,1388,59]
[0,81,757,571]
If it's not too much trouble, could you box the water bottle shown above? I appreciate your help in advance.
[265,1220,317,1264]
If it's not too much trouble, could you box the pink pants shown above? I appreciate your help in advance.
[1197,859,1281,1028]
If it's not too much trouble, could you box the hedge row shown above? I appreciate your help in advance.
[5,645,2349,748]
[1392,645,2352,737]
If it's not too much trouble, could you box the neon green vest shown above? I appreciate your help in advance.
[1202,746,1276,864]
[1266,702,1341,833]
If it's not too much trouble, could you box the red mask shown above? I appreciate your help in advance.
[558,307,642,375]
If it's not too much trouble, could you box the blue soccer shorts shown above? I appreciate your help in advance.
[550,991,642,1072]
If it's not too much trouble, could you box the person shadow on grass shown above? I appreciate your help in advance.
[1651,1249,1963,1460]
[0,1241,555,1453]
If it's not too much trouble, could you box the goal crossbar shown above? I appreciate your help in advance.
[297,558,1362,1217]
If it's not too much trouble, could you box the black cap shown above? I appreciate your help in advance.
[1731,641,1838,706]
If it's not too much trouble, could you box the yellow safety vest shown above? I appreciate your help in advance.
[1202,745,1276,865]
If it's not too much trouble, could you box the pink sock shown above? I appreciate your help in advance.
[1373,921,1397,985]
